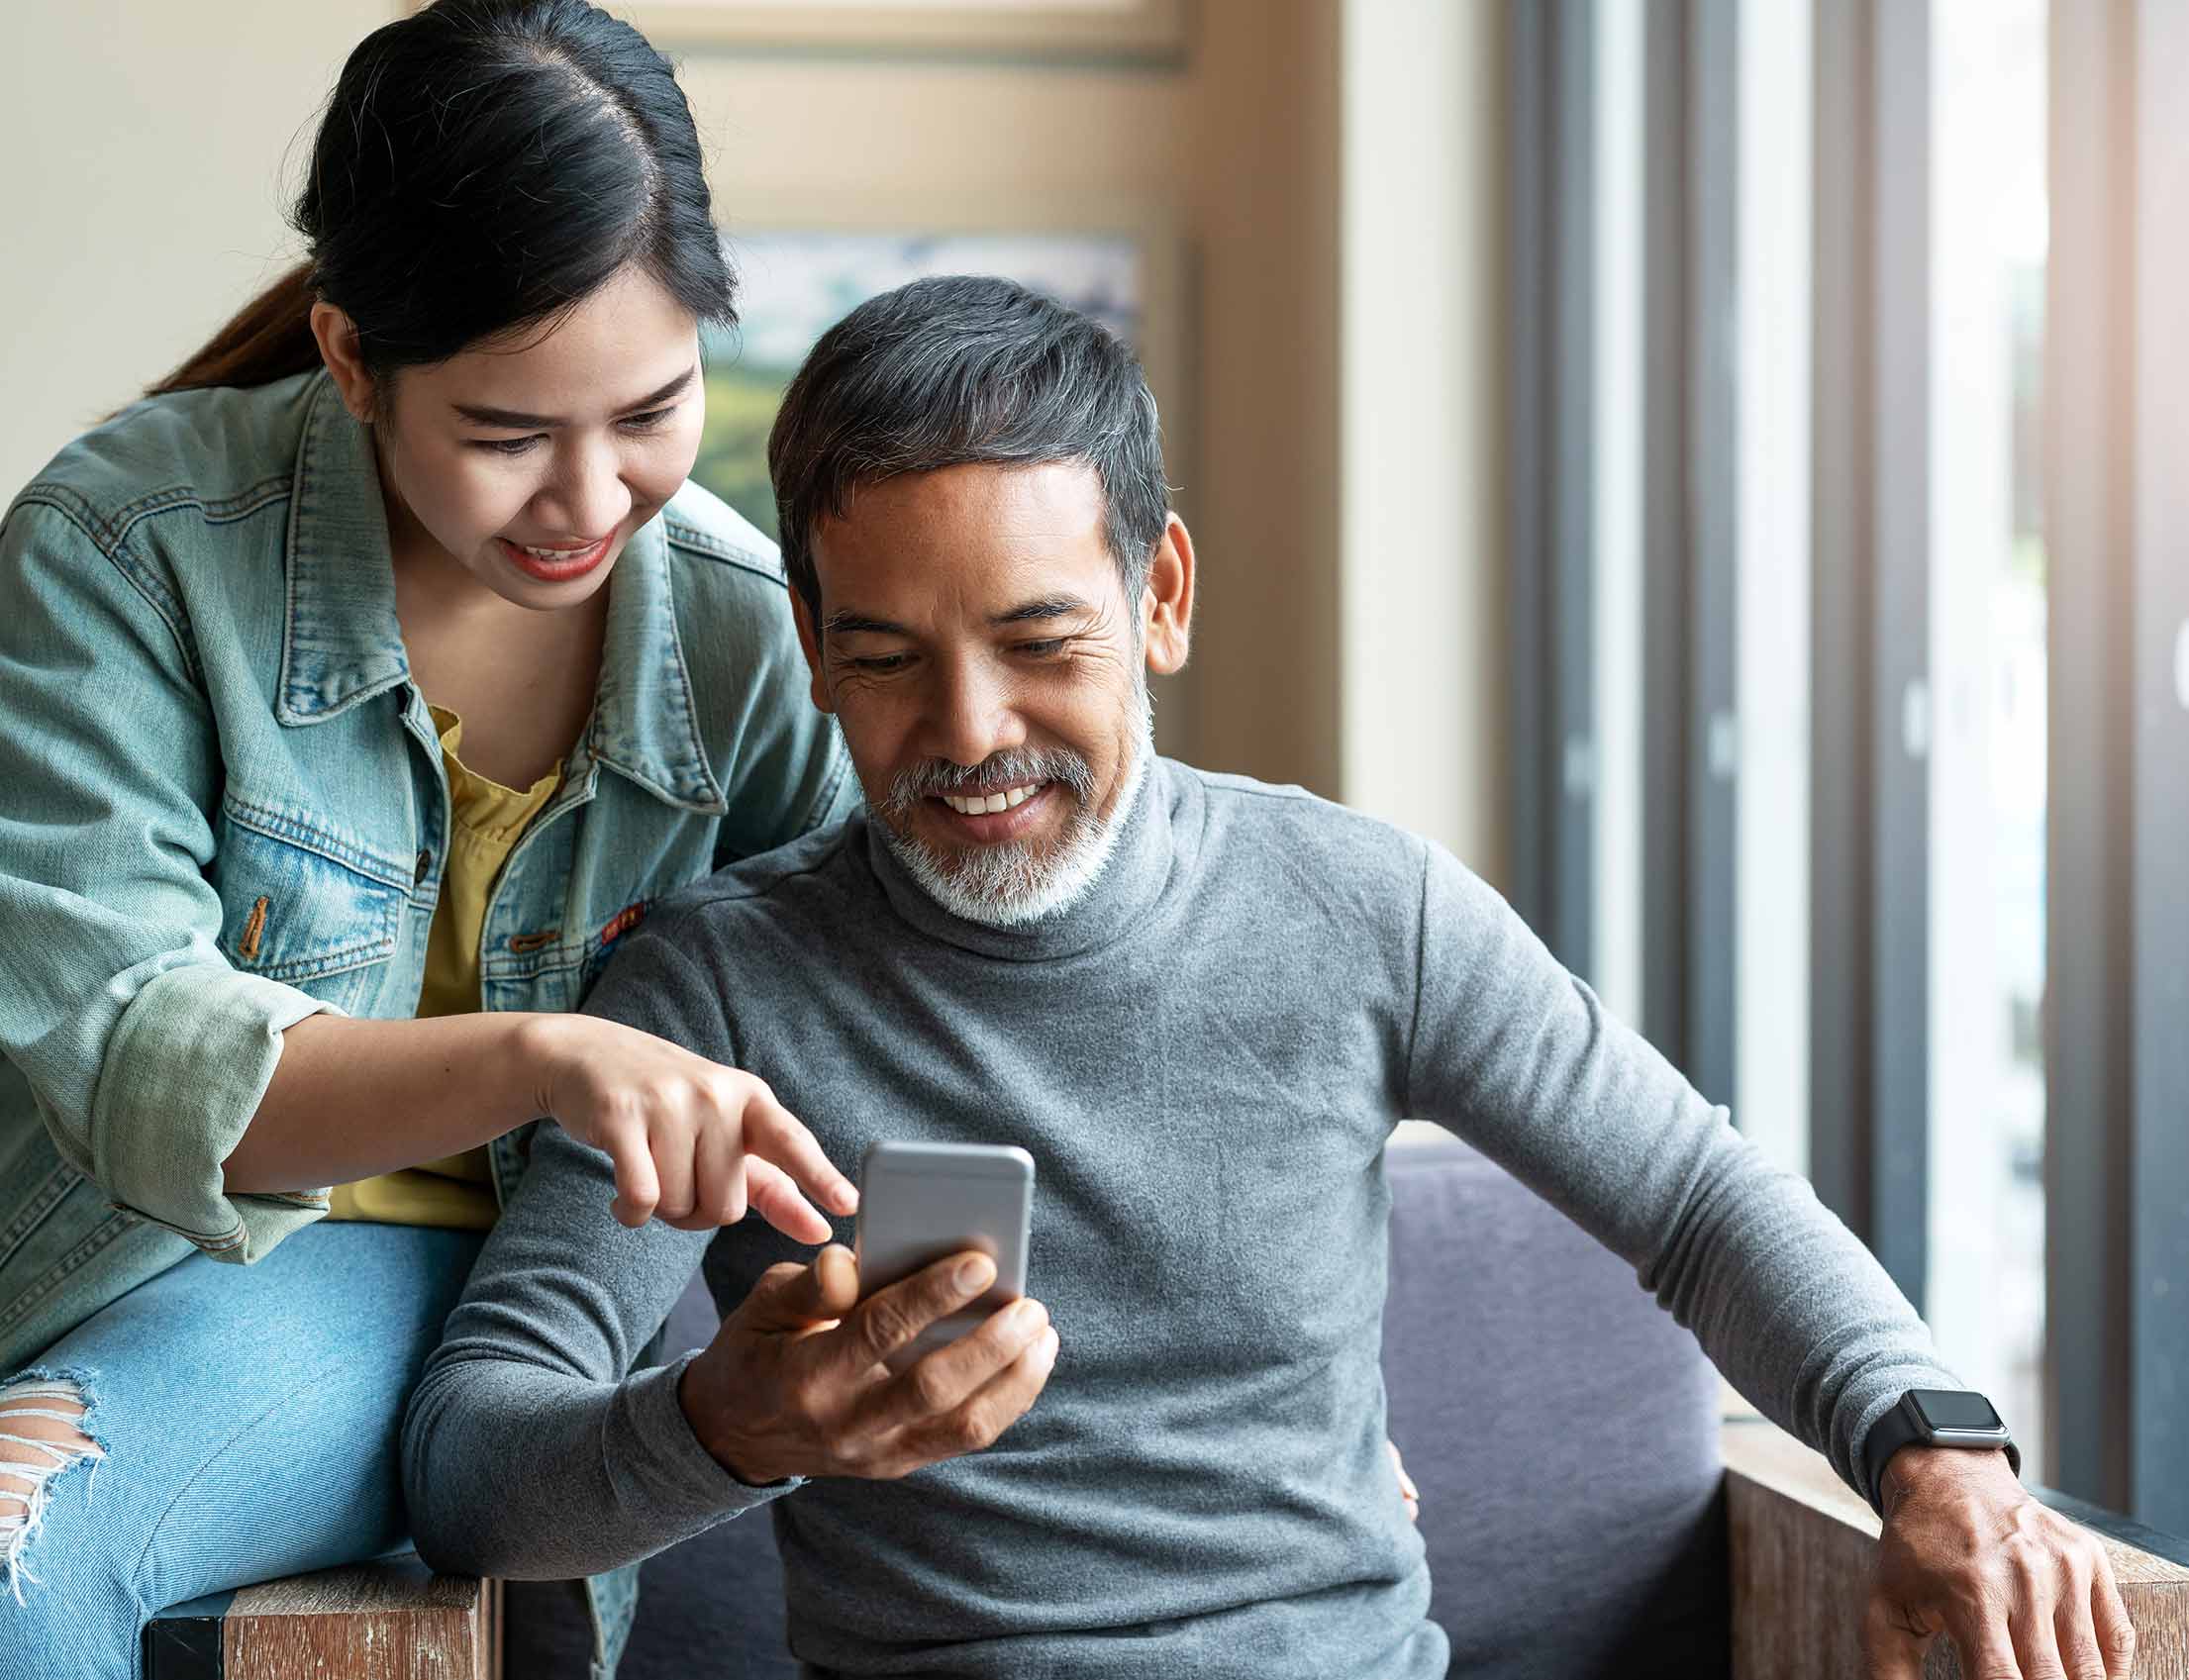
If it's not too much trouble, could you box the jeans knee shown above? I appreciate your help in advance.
[0,1369,105,1605]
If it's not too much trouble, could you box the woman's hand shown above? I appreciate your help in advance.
[523,1015,857,1239]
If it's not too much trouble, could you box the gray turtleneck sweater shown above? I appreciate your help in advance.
[402,758,1957,1678]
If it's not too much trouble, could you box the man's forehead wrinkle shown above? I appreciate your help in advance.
[991,479,1107,548]
[827,537,1108,607]
[842,460,1105,538]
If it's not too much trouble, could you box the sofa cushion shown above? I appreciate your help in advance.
[1381,1139,1728,1678]
[505,1138,1728,1678]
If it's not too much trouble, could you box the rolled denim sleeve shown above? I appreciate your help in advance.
[0,498,337,1261]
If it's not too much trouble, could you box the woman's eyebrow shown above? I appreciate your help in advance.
[451,363,698,429]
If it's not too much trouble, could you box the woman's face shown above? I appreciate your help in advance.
[348,263,705,611]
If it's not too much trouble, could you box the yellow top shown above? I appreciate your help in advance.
[324,705,561,1231]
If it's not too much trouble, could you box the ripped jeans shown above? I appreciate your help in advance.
[0,1221,484,1680]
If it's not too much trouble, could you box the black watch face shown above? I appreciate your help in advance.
[1909,1389,2004,1432]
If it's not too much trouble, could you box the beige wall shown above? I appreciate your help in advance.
[1,0,1501,874]
[1,1,390,491]
[1339,0,1506,883]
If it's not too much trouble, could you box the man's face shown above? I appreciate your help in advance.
[796,460,1190,925]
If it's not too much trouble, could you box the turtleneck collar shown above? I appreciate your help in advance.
[856,752,1175,961]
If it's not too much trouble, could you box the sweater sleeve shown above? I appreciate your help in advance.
[1402,836,1962,1508]
[401,929,795,1579]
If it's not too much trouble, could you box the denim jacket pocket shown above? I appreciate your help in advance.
[574,897,654,1003]
[210,799,408,1003]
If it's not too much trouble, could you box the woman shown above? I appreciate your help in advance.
[0,3,853,1673]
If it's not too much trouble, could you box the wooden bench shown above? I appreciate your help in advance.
[144,1556,499,1679]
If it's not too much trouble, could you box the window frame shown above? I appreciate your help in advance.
[1505,0,1598,981]
[2047,0,2189,1534]
[1807,0,1931,1311]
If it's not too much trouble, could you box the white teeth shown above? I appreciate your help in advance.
[516,541,598,559]
[942,783,1042,816]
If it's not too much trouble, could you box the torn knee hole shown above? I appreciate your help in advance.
[0,1393,95,1460]
[0,1377,105,1600]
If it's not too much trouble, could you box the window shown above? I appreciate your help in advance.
[1925,0,2049,1486]
[1501,0,2189,1518]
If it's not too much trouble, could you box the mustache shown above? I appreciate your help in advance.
[880,745,1098,817]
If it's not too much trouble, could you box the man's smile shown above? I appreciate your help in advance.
[938,780,1045,816]
[927,781,1060,842]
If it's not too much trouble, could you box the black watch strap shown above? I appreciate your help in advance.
[1861,1388,2021,1515]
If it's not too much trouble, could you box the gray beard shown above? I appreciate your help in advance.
[881,713,1152,931]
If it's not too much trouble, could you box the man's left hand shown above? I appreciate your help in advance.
[1866,1445,2137,1679]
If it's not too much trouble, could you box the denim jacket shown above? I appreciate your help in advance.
[0,369,854,1673]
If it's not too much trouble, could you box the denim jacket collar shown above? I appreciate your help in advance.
[276,374,726,814]
[275,374,408,726]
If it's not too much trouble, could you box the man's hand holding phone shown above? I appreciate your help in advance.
[679,1244,1059,1486]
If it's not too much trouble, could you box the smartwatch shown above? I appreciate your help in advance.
[1861,1388,2020,1514]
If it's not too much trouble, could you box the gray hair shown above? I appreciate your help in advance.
[766,274,1171,618]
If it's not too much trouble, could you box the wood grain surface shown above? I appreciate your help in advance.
[1725,1418,2189,1679]
[224,1555,499,1680]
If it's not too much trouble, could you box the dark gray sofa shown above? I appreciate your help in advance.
[503,1137,1730,1678]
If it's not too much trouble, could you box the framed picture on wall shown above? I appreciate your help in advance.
[625,0,1190,64]
[694,208,1191,547]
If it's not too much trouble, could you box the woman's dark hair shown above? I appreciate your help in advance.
[149,0,734,397]
[768,274,1170,619]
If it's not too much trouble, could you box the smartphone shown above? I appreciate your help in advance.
[854,1140,1036,1374]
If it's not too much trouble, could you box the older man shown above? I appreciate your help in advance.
[404,276,2131,1680]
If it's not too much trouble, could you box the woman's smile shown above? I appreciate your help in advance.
[495,531,616,583]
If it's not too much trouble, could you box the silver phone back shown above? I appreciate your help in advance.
[854,1140,1036,1369]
